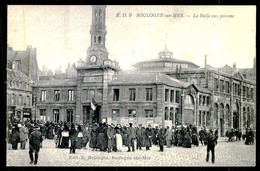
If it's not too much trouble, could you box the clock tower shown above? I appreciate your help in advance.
[75,5,120,124]
[86,5,109,65]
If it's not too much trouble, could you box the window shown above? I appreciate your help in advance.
[170,90,174,102]
[128,109,136,117]
[165,89,169,102]
[214,78,218,91]
[68,90,74,101]
[225,81,230,93]
[93,35,97,43]
[41,90,46,102]
[243,86,246,97]
[98,36,101,43]
[199,111,202,126]
[203,96,206,106]
[112,109,120,118]
[199,95,202,105]
[165,63,172,67]
[175,91,180,103]
[113,89,119,101]
[67,109,73,123]
[146,88,152,101]
[129,88,136,101]
[220,80,224,92]
[27,96,30,107]
[97,89,103,100]
[11,94,15,105]
[206,111,210,127]
[206,96,210,106]
[185,95,194,105]
[251,88,254,99]
[54,90,60,101]
[145,109,153,118]
[19,95,22,106]
[40,109,46,121]
[238,85,240,96]
[165,107,169,120]
[53,109,59,123]
[88,89,95,100]
[203,111,206,126]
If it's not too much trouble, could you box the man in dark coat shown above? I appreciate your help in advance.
[11,125,20,150]
[199,127,207,145]
[144,125,152,150]
[157,125,166,152]
[206,129,217,164]
[107,124,114,153]
[29,125,43,165]
[127,123,136,152]
[136,124,143,150]
[90,123,98,150]
[237,129,242,141]
[182,130,192,148]
[69,124,78,154]
[191,127,199,146]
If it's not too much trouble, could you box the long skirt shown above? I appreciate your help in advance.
[97,133,107,151]
[47,128,54,139]
[60,137,69,148]
[76,137,84,149]
[89,134,97,149]
[115,134,123,151]
[192,134,199,146]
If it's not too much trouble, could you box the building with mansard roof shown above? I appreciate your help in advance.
[6,68,34,121]
[31,5,256,136]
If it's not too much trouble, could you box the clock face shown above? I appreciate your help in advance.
[90,55,97,63]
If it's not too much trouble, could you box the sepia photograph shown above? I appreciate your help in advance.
[6,5,256,166]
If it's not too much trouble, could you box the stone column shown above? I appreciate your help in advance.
[75,76,82,123]
[230,78,233,129]
[101,70,109,122]
[156,85,164,126]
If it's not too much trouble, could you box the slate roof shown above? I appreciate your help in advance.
[7,68,33,83]
[111,72,186,87]
[34,78,77,87]
[7,50,26,61]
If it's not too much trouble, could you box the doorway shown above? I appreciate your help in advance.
[83,106,100,125]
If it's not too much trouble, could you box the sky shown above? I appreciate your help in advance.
[7,5,256,72]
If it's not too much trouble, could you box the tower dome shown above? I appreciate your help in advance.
[158,47,173,59]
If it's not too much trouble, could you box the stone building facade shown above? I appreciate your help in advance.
[31,5,256,136]
[6,68,34,121]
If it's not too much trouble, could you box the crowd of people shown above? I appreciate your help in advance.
[7,118,255,164]
[7,119,255,152]
[225,128,255,145]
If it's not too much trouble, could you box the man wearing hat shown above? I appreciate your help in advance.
[127,123,136,152]
[106,124,115,153]
[136,124,142,150]
[29,125,43,165]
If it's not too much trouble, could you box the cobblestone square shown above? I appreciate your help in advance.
[6,138,256,167]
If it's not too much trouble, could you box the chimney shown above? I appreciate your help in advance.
[253,57,256,68]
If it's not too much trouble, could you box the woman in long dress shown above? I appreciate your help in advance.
[76,125,84,149]
[115,126,123,151]
[60,125,70,148]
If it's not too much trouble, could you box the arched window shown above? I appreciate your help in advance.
[214,103,218,127]
[243,107,246,127]
[220,103,224,119]
[184,95,194,105]
[247,107,251,128]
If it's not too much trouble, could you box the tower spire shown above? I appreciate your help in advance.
[87,5,109,64]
